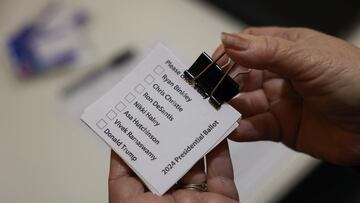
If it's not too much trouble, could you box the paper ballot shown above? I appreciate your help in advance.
[81,44,241,195]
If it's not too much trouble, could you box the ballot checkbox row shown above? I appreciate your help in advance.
[96,119,107,129]
[96,109,118,129]
[144,65,165,86]
[96,109,117,130]
[145,66,164,84]
[144,74,155,85]
[96,99,127,130]
[96,66,161,130]
[96,66,162,132]
[134,84,145,94]
[125,92,136,103]
[106,109,118,120]
[98,82,144,130]
[154,65,164,76]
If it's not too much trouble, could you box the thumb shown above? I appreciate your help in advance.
[221,32,303,80]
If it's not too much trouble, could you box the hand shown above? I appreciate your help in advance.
[108,141,239,203]
[215,27,360,165]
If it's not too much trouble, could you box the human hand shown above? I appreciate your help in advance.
[108,141,239,203]
[215,27,360,165]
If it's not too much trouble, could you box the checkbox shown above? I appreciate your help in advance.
[144,74,155,84]
[115,101,126,112]
[106,109,117,120]
[96,119,107,129]
[134,84,145,94]
[125,92,136,103]
[153,65,165,76]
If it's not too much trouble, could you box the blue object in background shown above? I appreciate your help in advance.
[6,2,89,77]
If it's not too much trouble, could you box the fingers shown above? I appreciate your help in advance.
[233,69,265,92]
[243,26,303,41]
[206,141,239,201]
[221,32,305,80]
[212,44,229,65]
[229,112,281,142]
[228,86,283,142]
[109,151,145,203]
[229,78,302,146]
[229,89,269,118]
[212,45,267,92]
[230,77,290,118]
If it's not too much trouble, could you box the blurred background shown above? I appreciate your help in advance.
[0,0,359,202]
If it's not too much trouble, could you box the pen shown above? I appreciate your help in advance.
[63,48,135,96]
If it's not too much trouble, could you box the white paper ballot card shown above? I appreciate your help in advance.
[81,44,241,195]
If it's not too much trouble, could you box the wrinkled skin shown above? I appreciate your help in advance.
[219,27,360,165]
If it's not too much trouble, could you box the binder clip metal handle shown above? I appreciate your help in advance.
[183,51,250,109]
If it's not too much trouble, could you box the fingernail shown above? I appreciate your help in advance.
[221,32,249,50]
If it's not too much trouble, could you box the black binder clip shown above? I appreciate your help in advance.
[184,52,249,109]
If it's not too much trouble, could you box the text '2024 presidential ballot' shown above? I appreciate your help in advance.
[81,44,241,195]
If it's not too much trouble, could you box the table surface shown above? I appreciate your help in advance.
[1,1,359,203]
